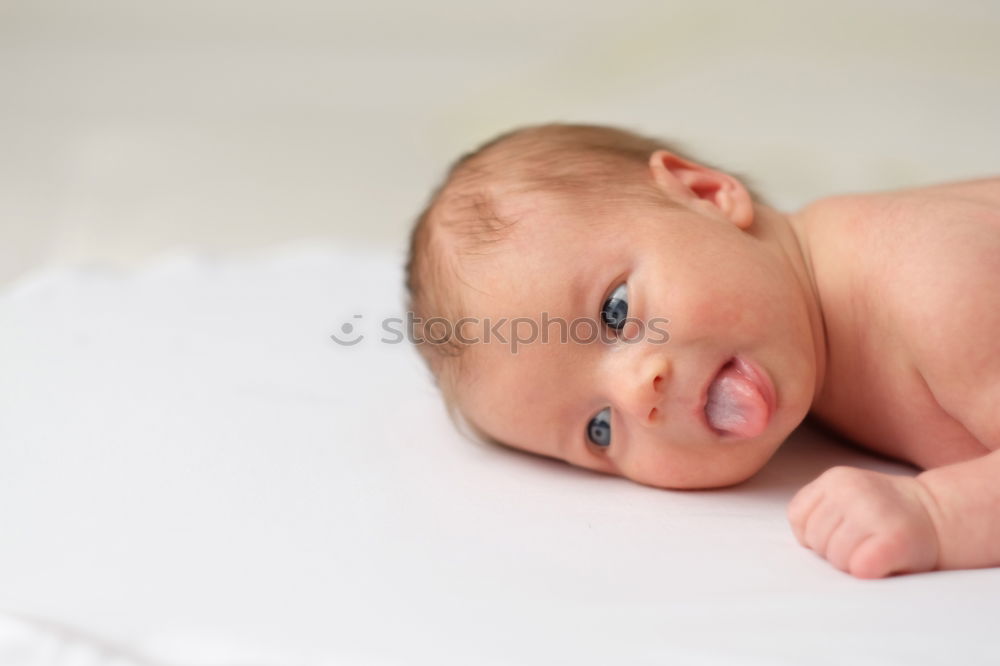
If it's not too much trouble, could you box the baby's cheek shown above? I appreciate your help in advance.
[691,294,750,335]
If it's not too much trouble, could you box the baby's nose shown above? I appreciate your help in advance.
[618,354,670,425]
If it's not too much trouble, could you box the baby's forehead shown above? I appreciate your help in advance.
[456,235,573,317]
[436,186,640,334]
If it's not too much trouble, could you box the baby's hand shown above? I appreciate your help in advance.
[787,466,941,579]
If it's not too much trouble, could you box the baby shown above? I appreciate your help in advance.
[404,123,1000,579]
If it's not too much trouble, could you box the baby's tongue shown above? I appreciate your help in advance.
[705,361,768,438]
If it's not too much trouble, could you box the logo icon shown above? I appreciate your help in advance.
[330,314,364,346]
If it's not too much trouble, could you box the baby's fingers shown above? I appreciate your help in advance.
[849,530,931,579]
[803,500,843,554]
[787,485,825,546]
[825,520,872,573]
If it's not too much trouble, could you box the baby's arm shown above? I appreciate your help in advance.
[787,451,1000,578]
[788,184,1000,578]
[916,449,1000,571]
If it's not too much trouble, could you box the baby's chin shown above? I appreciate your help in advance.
[680,462,772,489]
[649,427,794,490]
[634,468,760,491]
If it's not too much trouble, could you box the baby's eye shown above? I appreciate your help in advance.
[600,283,629,331]
[587,407,612,449]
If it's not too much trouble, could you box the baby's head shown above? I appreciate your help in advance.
[406,123,823,489]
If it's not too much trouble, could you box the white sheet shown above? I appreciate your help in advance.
[2,243,998,665]
[0,615,155,666]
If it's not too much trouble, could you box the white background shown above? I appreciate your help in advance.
[3,0,999,283]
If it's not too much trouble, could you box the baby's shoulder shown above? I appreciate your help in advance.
[883,175,1000,210]
[854,177,1000,301]
[851,179,1000,448]
[803,174,1000,225]
[799,178,1000,322]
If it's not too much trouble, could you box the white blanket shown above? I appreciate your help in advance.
[1,244,998,665]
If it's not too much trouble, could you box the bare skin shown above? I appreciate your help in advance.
[787,179,1000,577]
[450,151,1000,578]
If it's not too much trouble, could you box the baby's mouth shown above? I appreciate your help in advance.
[704,357,772,438]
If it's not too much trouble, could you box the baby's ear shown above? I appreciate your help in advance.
[647,150,754,230]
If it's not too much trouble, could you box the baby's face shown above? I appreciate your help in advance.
[454,191,820,489]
